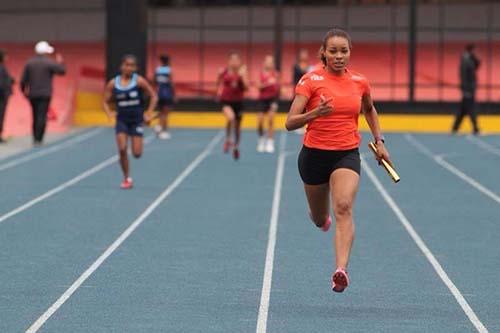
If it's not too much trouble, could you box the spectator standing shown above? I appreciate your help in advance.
[452,43,481,135]
[20,41,66,146]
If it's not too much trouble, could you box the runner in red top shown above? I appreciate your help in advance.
[285,28,393,293]
[256,55,280,153]
[216,52,248,160]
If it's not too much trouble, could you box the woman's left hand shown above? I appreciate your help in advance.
[143,111,154,125]
[375,141,393,167]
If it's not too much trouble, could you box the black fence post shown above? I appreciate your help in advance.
[408,0,417,103]
[106,0,148,81]
[274,0,284,72]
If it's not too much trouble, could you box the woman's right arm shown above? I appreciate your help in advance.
[215,70,223,100]
[285,94,333,131]
[102,80,115,120]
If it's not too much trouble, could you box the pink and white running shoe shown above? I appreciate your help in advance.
[332,268,349,293]
[321,216,332,232]
[120,177,133,189]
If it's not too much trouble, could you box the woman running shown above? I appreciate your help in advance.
[216,52,248,160]
[256,55,280,154]
[103,55,158,189]
[154,54,175,140]
[285,28,392,293]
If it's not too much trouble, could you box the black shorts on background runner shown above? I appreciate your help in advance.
[259,98,278,112]
[221,101,243,120]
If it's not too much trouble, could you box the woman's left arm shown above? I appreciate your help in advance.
[138,76,158,113]
[137,76,159,123]
[361,92,393,166]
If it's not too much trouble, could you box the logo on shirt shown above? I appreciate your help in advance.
[117,100,140,107]
[310,74,324,81]
[129,91,138,98]
[351,75,363,82]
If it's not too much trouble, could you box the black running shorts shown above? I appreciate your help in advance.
[298,145,361,185]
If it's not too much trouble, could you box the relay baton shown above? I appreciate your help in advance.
[368,142,400,183]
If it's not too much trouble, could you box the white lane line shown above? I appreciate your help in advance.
[361,156,488,333]
[0,128,104,172]
[0,134,156,226]
[466,135,500,157]
[256,132,287,333]
[405,134,500,204]
[25,131,223,333]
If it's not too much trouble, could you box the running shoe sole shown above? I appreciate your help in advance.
[332,269,349,293]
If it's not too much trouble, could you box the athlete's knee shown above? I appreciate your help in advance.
[118,148,127,157]
[334,199,353,218]
[224,109,235,121]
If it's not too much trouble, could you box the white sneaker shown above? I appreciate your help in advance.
[159,131,171,140]
[257,137,266,152]
[294,127,305,135]
[154,124,162,133]
[265,139,275,153]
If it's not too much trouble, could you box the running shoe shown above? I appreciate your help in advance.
[120,177,133,189]
[332,268,349,293]
[309,213,331,232]
[154,124,162,133]
[257,137,266,152]
[265,139,275,153]
[321,216,332,232]
[233,147,240,160]
[159,131,171,140]
[223,140,233,153]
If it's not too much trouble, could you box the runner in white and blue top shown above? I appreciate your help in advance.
[154,54,175,139]
[113,72,144,136]
[103,55,158,189]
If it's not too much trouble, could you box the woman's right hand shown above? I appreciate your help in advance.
[314,94,333,117]
[238,64,247,77]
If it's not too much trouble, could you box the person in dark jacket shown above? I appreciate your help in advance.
[20,41,66,145]
[452,43,481,135]
[292,49,312,86]
[0,49,14,143]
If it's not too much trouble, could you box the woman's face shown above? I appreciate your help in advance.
[323,36,350,73]
[121,58,137,76]
[264,55,274,69]
[298,50,309,64]
[228,54,241,69]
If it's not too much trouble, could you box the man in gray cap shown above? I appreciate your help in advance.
[20,41,66,145]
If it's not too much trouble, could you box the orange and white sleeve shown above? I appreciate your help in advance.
[294,74,313,99]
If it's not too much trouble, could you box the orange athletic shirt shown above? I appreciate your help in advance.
[295,67,371,151]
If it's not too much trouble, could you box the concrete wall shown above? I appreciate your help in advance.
[0,2,499,43]
[0,0,105,41]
